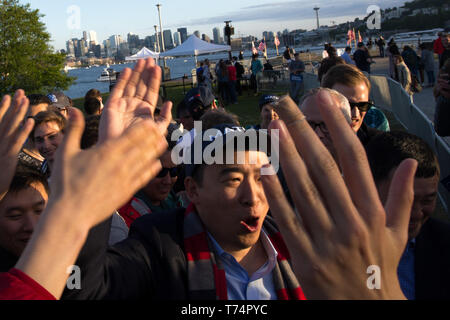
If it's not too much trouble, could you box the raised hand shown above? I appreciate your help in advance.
[0,90,34,200]
[99,58,172,143]
[15,108,168,298]
[262,90,416,300]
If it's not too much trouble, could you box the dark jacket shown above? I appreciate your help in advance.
[415,218,450,300]
[0,247,18,273]
[62,209,285,300]
[435,96,450,137]
[358,122,381,146]
[353,49,370,72]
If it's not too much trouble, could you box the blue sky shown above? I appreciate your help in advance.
[21,0,407,50]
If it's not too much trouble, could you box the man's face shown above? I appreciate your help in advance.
[443,35,450,48]
[377,172,439,240]
[188,151,270,253]
[0,183,48,257]
[34,121,64,166]
[142,151,178,205]
[179,110,195,132]
[260,104,279,129]
[332,82,370,132]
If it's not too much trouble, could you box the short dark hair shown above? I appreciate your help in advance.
[27,94,52,107]
[81,115,100,150]
[8,170,50,197]
[190,130,270,187]
[200,109,240,130]
[318,57,346,84]
[84,89,101,101]
[345,46,352,52]
[84,98,102,116]
[366,131,440,183]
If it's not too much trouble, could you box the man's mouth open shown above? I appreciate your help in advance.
[240,217,260,233]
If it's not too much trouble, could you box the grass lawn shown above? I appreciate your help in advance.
[72,84,266,128]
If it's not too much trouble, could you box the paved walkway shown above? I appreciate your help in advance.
[371,57,450,145]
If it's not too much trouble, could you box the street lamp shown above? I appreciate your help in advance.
[314,7,320,30]
[156,4,167,69]
[154,25,161,53]
[224,21,233,61]
[156,4,165,52]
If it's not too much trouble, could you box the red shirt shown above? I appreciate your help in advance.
[0,269,56,300]
[434,37,444,55]
[227,66,237,81]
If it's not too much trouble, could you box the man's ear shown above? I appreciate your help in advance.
[185,176,200,205]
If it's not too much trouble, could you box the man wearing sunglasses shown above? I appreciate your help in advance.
[118,150,184,228]
[322,64,381,145]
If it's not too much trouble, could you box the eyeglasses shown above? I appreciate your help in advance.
[156,167,179,179]
[349,101,374,113]
[307,121,329,134]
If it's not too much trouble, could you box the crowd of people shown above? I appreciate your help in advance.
[0,28,449,301]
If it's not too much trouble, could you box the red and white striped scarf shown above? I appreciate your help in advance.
[183,204,306,300]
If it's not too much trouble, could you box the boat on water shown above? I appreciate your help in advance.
[387,28,443,45]
[96,68,116,82]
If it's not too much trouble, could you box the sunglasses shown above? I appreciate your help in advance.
[349,101,374,113]
[156,167,179,179]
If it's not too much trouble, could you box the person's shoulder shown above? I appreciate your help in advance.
[421,218,450,237]
[130,207,185,237]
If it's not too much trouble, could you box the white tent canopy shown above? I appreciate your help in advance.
[160,35,231,58]
[125,47,159,61]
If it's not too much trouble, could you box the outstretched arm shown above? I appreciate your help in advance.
[263,91,415,300]
[2,59,171,300]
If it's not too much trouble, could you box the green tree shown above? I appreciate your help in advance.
[0,0,74,95]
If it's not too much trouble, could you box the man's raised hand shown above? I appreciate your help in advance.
[262,91,416,299]
[99,58,172,143]
[0,90,34,200]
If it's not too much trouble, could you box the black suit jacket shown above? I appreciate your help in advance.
[0,247,18,273]
[415,218,450,300]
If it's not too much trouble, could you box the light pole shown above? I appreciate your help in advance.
[224,21,233,61]
[156,4,165,52]
[154,25,160,53]
[156,4,167,69]
[314,7,320,30]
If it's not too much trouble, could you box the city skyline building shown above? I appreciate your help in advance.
[213,27,222,44]
[173,31,181,46]
[177,27,188,43]
[163,29,174,49]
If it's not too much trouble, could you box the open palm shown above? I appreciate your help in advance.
[99,58,172,143]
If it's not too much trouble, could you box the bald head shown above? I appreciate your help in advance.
[300,88,352,124]
[300,88,352,162]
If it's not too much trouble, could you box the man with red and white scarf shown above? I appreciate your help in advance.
[63,125,305,300]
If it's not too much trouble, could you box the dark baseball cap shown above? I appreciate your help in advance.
[48,92,71,110]
[259,94,279,110]
[184,86,216,119]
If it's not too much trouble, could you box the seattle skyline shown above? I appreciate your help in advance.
[21,0,407,50]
